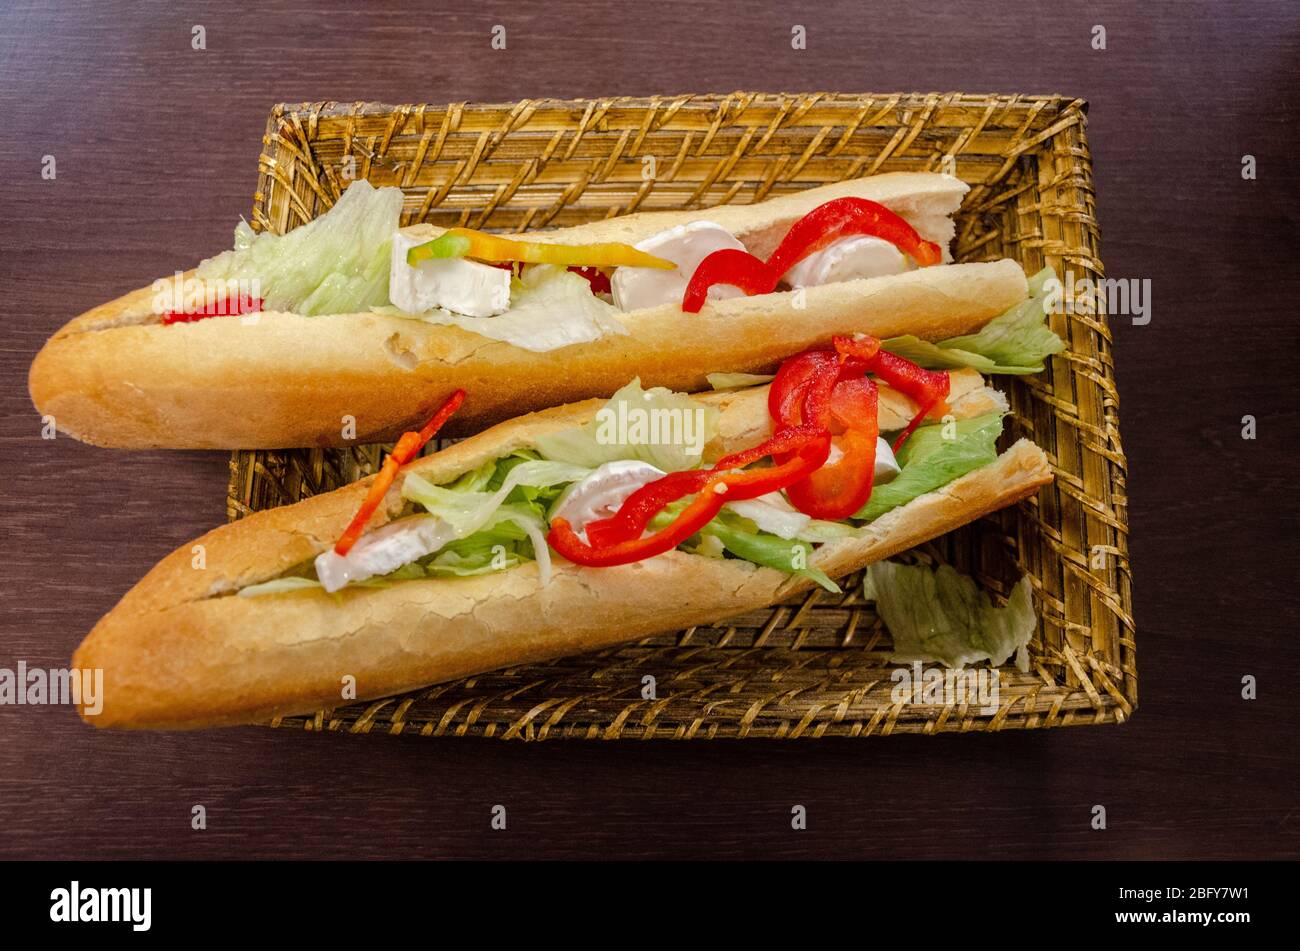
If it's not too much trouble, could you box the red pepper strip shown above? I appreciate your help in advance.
[792,351,845,433]
[584,426,827,549]
[890,395,943,453]
[162,295,263,325]
[864,350,951,407]
[827,376,878,433]
[681,248,776,313]
[786,384,881,520]
[681,199,943,311]
[569,434,832,561]
[714,424,823,470]
[568,265,612,295]
[831,334,881,366]
[333,390,467,556]
[769,349,838,428]
[765,197,943,279]
[583,469,711,548]
[718,433,832,499]
[550,489,727,568]
[767,341,887,519]
[861,349,951,451]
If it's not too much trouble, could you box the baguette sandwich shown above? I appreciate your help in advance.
[31,172,1028,449]
[73,271,1064,729]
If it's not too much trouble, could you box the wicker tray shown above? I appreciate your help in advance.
[226,92,1133,739]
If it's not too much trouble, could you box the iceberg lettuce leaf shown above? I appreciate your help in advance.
[197,179,403,316]
[881,267,1065,375]
[855,414,1004,522]
[533,378,719,473]
[863,561,1036,670]
[702,514,840,593]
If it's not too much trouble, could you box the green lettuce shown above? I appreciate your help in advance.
[400,458,589,537]
[855,414,1004,522]
[238,509,538,597]
[702,513,840,593]
[863,561,1036,670]
[533,378,719,473]
[197,179,402,316]
[880,266,1065,375]
[399,455,588,587]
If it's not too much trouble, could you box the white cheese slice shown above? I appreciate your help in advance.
[611,221,748,311]
[389,231,511,317]
[314,514,457,593]
[551,460,667,538]
[782,235,911,288]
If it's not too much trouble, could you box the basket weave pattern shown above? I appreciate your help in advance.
[226,93,1133,739]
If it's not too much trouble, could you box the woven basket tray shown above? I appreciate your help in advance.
[226,92,1134,739]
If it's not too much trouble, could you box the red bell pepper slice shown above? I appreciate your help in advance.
[764,197,943,279]
[583,469,712,548]
[714,424,824,470]
[550,487,727,568]
[333,390,466,556]
[831,333,881,367]
[861,349,951,451]
[718,433,832,498]
[162,294,263,325]
[786,385,880,520]
[571,436,832,562]
[583,426,828,549]
[681,248,776,313]
[862,350,951,408]
[827,375,878,433]
[769,349,838,428]
[681,198,943,312]
[568,265,612,295]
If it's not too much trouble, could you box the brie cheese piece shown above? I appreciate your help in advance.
[611,221,747,311]
[551,460,667,537]
[389,231,511,317]
[782,235,911,288]
[314,514,456,593]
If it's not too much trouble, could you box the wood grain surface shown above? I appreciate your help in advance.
[0,0,1296,860]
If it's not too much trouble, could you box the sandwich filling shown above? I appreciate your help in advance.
[179,179,948,351]
[239,273,1062,599]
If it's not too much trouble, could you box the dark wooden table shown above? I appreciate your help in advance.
[1,0,1296,860]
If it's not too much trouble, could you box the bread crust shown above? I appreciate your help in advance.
[29,174,1029,448]
[73,379,1052,729]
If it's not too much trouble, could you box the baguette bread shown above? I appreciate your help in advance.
[74,377,1052,729]
[30,173,1027,449]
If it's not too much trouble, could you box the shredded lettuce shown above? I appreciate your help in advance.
[533,378,719,473]
[863,561,1036,670]
[855,414,1004,522]
[880,266,1065,375]
[197,179,403,316]
[377,263,627,351]
[401,458,589,538]
[702,513,840,593]
[399,454,589,586]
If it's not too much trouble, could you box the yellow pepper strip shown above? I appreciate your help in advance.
[406,227,675,270]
